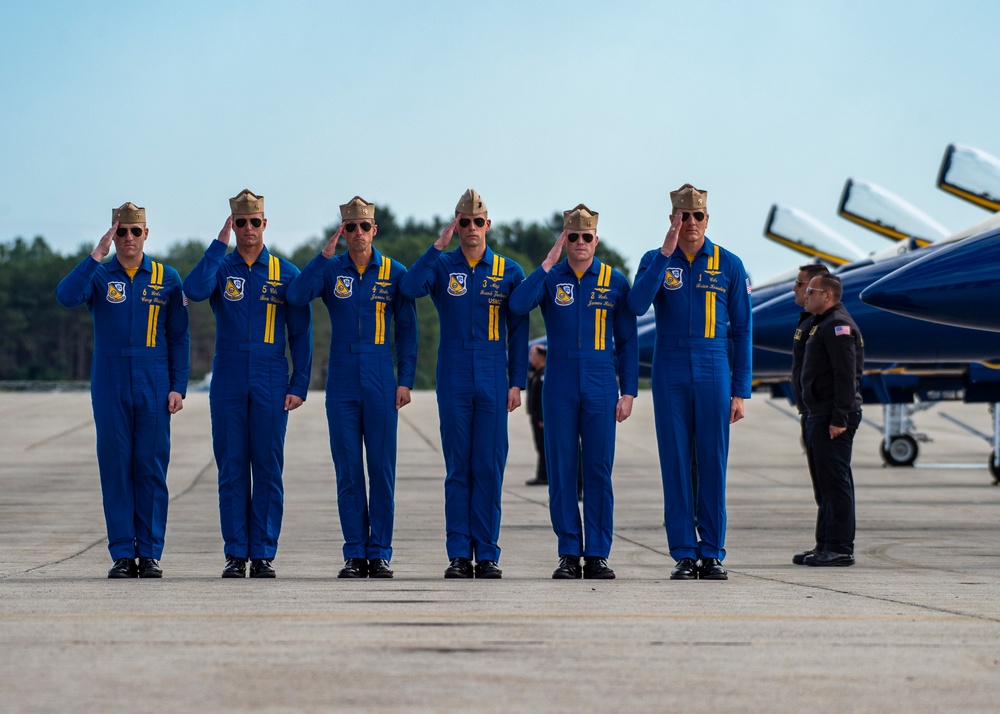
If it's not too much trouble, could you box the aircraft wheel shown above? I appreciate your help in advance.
[989,450,999,486]
[879,435,918,467]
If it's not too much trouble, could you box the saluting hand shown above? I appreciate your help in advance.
[167,391,184,414]
[434,218,459,250]
[661,212,682,257]
[322,224,346,258]
[92,223,118,262]
[217,216,233,246]
[396,386,411,410]
[542,231,567,272]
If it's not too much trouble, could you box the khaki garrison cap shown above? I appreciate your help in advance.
[230,189,264,215]
[563,203,598,231]
[340,196,375,221]
[112,202,145,224]
[670,183,708,211]
[455,188,488,216]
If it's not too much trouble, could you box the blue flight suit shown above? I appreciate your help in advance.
[399,245,528,563]
[510,259,638,559]
[628,239,752,562]
[56,254,190,561]
[286,247,417,562]
[183,241,312,561]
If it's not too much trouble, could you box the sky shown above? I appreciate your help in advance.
[2,0,998,282]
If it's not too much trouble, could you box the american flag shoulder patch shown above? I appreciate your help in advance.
[182,291,188,307]
[746,278,752,294]
[834,325,851,336]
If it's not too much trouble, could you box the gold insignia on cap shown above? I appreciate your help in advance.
[563,203,599,231]
[455,188,487,216]
[670,183,708,211]
[340,196,376,221]
[112,202,146,224]
[229,188,264,215]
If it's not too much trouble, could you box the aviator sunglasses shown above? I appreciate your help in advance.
[234,217,263,228]
[345,221,373,233]
[567,232,595,243]
[458,217,487,228]
[680,211,706,222]
[116,226,144,238]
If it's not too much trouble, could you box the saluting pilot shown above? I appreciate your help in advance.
[398,189,529,579]
[56,202,190,579]
[509,204,638,580]
[286,196,417,579]
[627,184,752,581]
[183,189,312,579]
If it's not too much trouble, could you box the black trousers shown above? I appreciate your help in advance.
[805,411,861,555]
[531,420,547,482]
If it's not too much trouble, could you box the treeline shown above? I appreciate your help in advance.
[0,207,629,389]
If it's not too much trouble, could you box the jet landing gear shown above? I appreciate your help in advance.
[877,403,929,467]
[937,402,1000,485]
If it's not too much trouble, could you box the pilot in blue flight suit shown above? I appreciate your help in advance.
[286,196,417,580]
[399,189,528,580]
[56,202,189,579]
[627,184,752,581]
[509,204,638,580]
[183,189,312,579]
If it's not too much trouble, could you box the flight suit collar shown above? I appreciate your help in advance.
[554,257,602,278]
[344,246,384,274]
[450,244,496,268]
[107,253,152,276]
[672,236,714,261]
[232,244,272,266]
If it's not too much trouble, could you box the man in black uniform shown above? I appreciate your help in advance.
[525,345,548,486]
[799,274,863,567]
[789,264,830,565]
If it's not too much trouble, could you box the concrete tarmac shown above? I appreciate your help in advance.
[1,390,999,713]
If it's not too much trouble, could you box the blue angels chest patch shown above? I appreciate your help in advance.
[335,276,354,299]
[555,283,574,306]
[224,276,246,301]
[663,268,683,290]
[448,273,468,296]
[106,281,126,303]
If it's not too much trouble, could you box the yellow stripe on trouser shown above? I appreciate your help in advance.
[704,292,716,338]
[488,304,500,341]
[146,305,159,347]
[375,302,386,344]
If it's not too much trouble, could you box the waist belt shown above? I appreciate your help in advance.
[440,339,506,351]
[217,342,286,353]
[328,342,392,354]
[95,347,166,358]
[657,337,728,349]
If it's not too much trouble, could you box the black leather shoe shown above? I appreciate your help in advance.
[474,560,502,579]
[368,559,393,579]
[444,557,474,579]
[249,559,275,578]
[583,557,615,580]
[138,557,162,578]
[552,555,582,579]
[222,556,247,578]
[804,550,855,567]
[524,477,548,486]
[338,558,369,578]
[698,557,728,580]
[108,558,138,579]
[792,549,817,565]
[670,558,698,580]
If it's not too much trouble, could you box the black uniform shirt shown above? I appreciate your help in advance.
[800,302,864,427]
[791,311,815,414]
